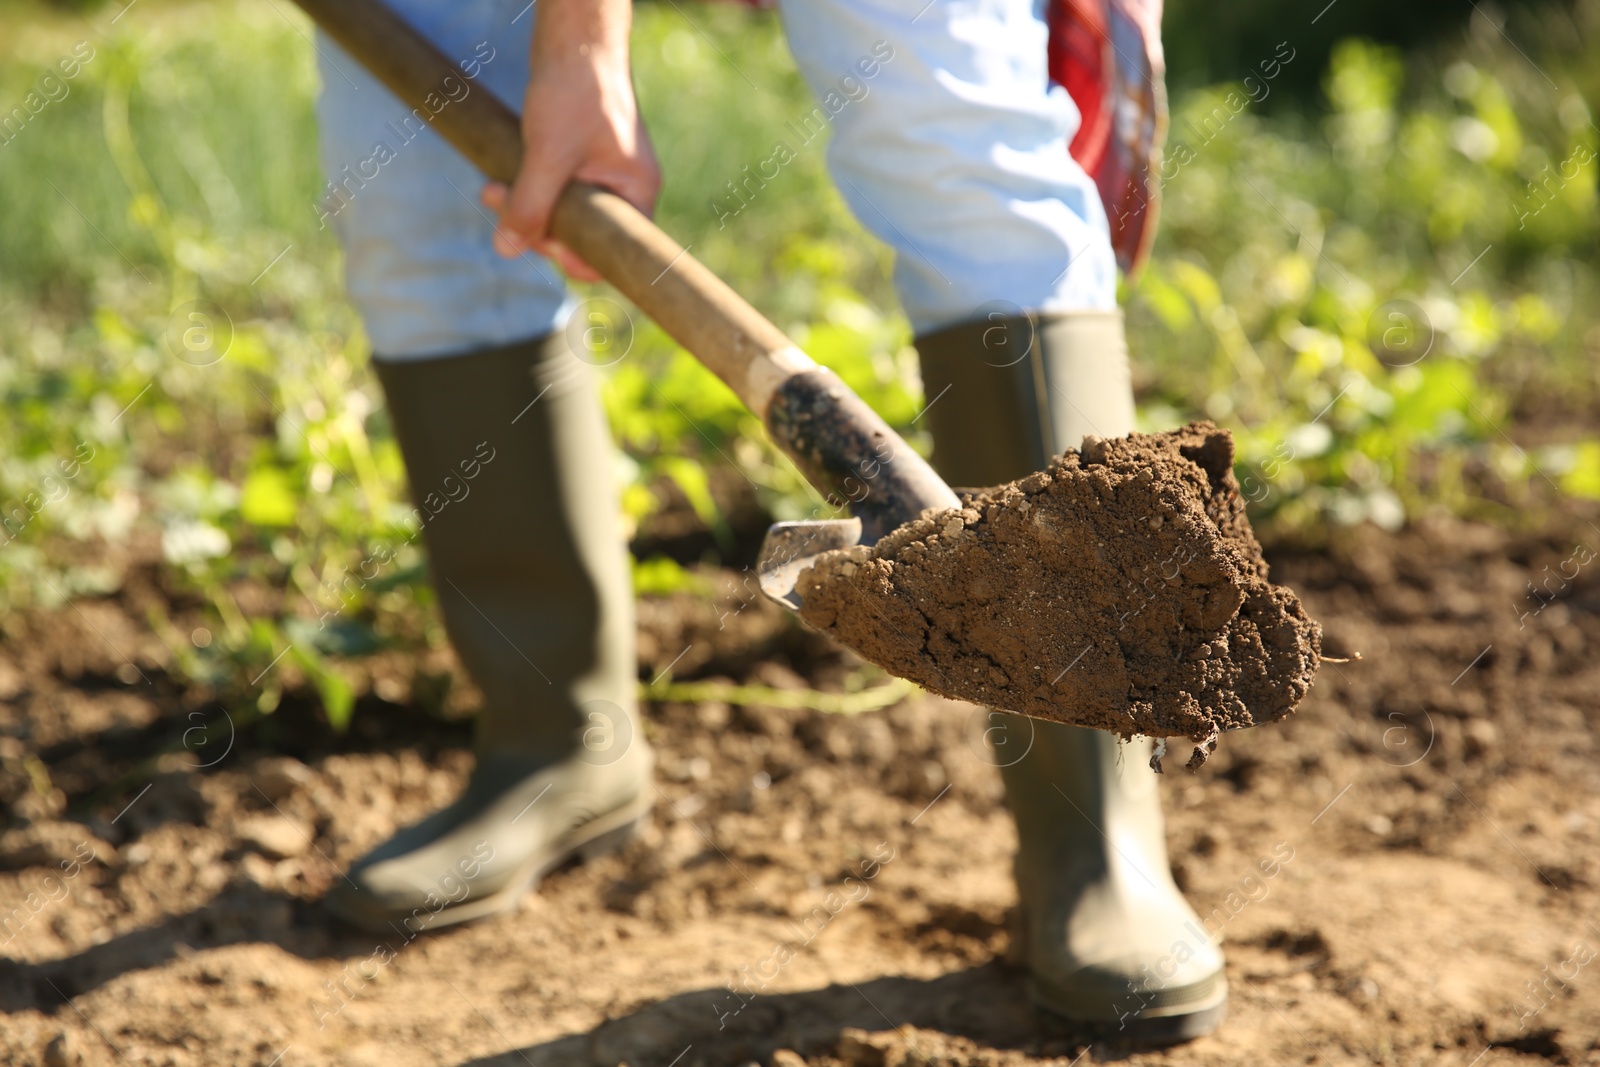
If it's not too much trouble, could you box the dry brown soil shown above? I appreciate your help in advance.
[2,516,1598,1067]
[797,424,1321,757]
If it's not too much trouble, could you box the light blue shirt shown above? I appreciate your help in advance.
[315,0,1114,358]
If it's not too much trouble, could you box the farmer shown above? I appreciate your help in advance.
[315,0,1224,1042]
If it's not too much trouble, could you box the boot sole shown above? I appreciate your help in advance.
[327,793,651,934]
[1032,977,1227,1049]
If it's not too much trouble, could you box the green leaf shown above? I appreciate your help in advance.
[292,645,355,732]
[632,555,711,597]
[656,455,731,549]
[1137,267,1195,332]
[240,466,300,527]
[1560,441,1600,502]
[284,615,384,656]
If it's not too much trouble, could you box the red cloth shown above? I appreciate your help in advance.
[1047,0,1167,275]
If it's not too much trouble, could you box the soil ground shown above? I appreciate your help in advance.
[2,516,1598,1067]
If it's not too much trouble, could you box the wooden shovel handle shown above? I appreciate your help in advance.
[292,0,960,534]
[554,186,819,412]
[294,0,813,413]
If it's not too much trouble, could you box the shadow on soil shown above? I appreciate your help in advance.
[2,905,1100,1066]
[0,885,356,1013]
[452,963,1093,1067]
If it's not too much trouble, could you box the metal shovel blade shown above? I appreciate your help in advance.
[757,518,863,610]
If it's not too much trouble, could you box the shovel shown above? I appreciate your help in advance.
[289,0,1324,760]
[292,0,952,593]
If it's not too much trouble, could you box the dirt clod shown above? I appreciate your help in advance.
[796,423,1321,757]
[43,1032,84,1067]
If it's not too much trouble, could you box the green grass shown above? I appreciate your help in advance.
[1129,34,1599,529]
[0,0,1595,722]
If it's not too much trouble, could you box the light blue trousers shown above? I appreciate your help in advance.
[314,0,1115,359]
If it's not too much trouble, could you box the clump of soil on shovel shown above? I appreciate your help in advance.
[796,422,1321,768]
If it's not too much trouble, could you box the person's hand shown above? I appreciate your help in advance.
[481,0,659,281]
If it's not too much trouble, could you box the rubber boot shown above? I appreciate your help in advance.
[326,332,652,933]
[916,310,1226,1043]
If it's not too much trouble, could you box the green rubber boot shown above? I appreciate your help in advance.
[327,332,652,934]
[916,310,1226,1043]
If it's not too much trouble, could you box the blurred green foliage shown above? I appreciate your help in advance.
[1132,32,1598,530]
[0,0,1595,724]
[1159,0,1592,100]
